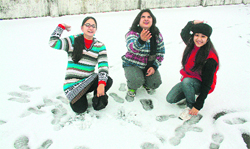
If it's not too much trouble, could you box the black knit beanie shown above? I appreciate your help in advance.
[191,23,212,38]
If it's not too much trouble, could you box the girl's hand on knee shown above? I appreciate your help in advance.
[146,67,155,76]
[97,84,105,97]
[189,107,199,115]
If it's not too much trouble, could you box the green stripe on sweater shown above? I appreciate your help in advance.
[92,46,106,52]
[54,40,62,49]
[67,63,95,71]
[63,79,83,90]
[98,62,109,67]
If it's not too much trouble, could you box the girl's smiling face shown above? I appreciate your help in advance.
[81,19,96,40]
[193,33,208,47]
[139,12,152,30]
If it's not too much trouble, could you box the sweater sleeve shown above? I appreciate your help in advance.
[97,42,109,85]
[152,33,165,70]
[125,31,146,53]
[49,24,75,52]
[180,21,194,45]
[193,58,218,110]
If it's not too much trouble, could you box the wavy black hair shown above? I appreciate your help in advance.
[72,17,97,63]
[128,9,159,37]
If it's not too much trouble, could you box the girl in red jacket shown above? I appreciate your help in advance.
[166,20,219,121]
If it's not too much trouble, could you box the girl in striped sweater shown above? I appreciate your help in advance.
[49,17,113,113]
[122,9,165,102]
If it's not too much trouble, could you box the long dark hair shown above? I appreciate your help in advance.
[128,9,159,37]
[72,16,97,63]
[181,36,219,73]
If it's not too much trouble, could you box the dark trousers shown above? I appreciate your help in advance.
[70,76,113,113]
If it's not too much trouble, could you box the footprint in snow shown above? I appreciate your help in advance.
[53,114,84,131]
[223,117,247,125]
[53,110,99,131]
[118,83,127,91]
[184,114,203,125]
[37,98,54,109]
[188,126,203,132]
[169,136,181,146]
[213,111,228,121]
[222,116,249,148]
[212,133,224,144]
[70,111,99,130]
[28,107,46,115]
[140,99,153,111]
[51,104,67,125]
[140,142,159,149]
[7,85,41,103]
[38,139,53,149]
[51,109,63,125]
[209,133,224,149]
[14,135,29,149]
[56,96,69,105]
[155,134,166,143]
[116,107,142,127]
[174,124,203,140]
[169,114,203,146]
[156,114,176,122]
[211,110,250,148]
[8,91,30,103]
[8,92,30,98]
[8,97,30,103]
[14,136,53,149]
[19,111,32,118]
[109,92,125,103]
[74,146,90,149]
[116,107,126,120]
[19,85,41,92]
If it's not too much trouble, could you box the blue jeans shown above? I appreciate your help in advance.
[166,78,201,108]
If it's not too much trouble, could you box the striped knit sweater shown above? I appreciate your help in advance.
[49,25,109,92]
[122,31,165,69]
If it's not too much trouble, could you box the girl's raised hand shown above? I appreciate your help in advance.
[62,23,71,32]
[193,20,205,25]
[140,29,152,41]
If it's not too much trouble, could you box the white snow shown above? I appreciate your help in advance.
[0,4,250,149]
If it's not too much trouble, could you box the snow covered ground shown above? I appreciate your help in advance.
[0,4,250,149]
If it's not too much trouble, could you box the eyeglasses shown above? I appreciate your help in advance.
[84,23,96,28]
